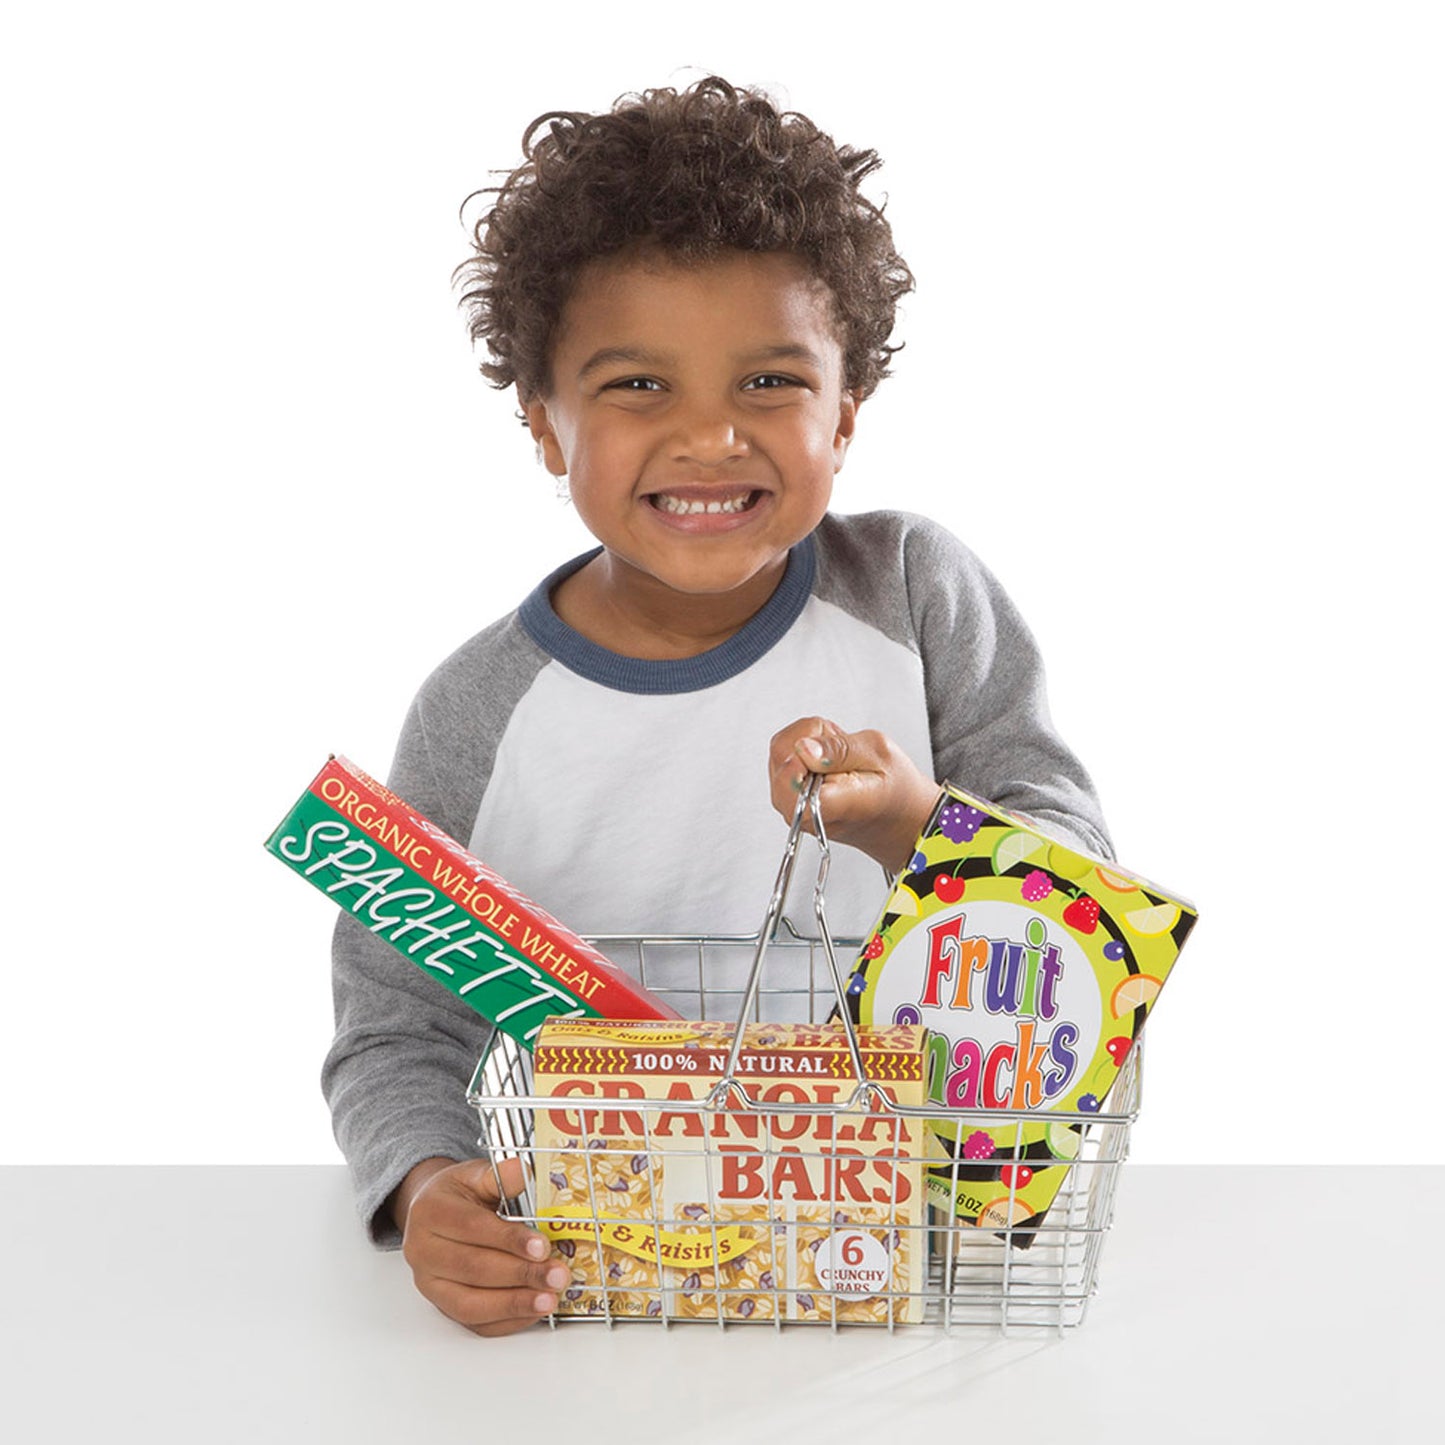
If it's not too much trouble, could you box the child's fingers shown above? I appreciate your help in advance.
[402,1156,570,1333]
[768,718,825,821]
[767,719,940,870]
[409,1185,549,1259]
[767,716,850,798]
[792,720,852,773]
[423,1273,562,1336]
[772,719,891,793]
[417,1234,570,1296]
[419,1214,569,1331]
[800,727,896,782]
[403,1157,550,1262]
[767,721,890,839]
[465,1155,529,1208]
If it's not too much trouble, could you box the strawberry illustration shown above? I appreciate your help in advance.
[1062,895,1101,933]
[863,934,886,960]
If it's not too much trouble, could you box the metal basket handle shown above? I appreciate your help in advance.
[708,774,890,1113]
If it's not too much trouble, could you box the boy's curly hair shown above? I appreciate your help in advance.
[456,76,915,401]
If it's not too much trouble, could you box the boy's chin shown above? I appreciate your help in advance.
[616,549,792,601]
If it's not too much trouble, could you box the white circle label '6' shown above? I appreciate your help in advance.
[817,1230,891,1299]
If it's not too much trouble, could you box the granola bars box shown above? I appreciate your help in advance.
[265,756,678,1047]
[846,785,1197,1235]
[531,1018,930,1323]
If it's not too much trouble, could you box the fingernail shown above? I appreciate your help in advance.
[546,1265,570,1290]
[534,1292,558,1314]
[525,1234,548,1260]
[797,738,824,764]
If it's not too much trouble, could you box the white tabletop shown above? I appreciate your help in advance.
[0,1166,1434,1443]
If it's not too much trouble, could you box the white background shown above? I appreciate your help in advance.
[3,2,1440,1165]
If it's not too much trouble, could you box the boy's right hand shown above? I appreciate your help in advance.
[394,1156,569,1337]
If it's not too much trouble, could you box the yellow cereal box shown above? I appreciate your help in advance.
[530,1018,930,1323]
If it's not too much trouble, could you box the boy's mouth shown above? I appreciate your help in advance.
[648,489,762,517]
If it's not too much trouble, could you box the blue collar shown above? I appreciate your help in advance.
[518,534,817,695]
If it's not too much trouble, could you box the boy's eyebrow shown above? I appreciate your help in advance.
[576,346,672,381]
[576,342,827,379]
[745,343,828,369]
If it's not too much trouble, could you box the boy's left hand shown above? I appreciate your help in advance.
[768,717,940,873]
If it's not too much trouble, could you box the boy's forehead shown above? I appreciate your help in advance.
[554,249,845,361]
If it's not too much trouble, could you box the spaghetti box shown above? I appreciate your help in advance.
[265,756,679,1047]
[845,785,1197,1235]
[532,1018,930,1323]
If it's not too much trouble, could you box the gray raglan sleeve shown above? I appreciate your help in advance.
[321,618,546,1248]
[900,517,1113,859]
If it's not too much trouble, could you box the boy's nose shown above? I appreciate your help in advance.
[669,411,749,466]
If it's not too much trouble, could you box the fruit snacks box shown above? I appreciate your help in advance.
[265,756,679,1047]
[530,1018,930,1323]
[845,785,1197,1237]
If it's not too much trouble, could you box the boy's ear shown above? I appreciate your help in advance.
[832,390,861,471]
[521,389,568,476]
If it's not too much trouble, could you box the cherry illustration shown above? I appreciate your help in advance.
[933,874,967,904]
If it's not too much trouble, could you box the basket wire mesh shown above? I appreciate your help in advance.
[467,779,1137,1333]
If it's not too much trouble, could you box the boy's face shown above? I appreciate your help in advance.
[524,250,857,610]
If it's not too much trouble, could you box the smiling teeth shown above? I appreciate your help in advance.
[655,492,754,516]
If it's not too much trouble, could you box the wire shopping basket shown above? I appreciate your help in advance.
[467,779,1139,1333]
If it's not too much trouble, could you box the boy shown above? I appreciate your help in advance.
[323,77,1111,1336]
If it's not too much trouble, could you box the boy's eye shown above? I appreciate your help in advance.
[744,373,799,391]
[605,377,663,392]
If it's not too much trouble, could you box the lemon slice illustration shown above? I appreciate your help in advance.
[1110,973,1162,1017]
[888,886,920,917]
[992,829,1044,874]
[977,1196,1033,1230]
[1124,902,1180,936]
[1047,843,1092,879]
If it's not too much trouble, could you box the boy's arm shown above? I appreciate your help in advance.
[321,695,495,1248]
[902,517,1113,860]
[324,912,491,1247]
[783,513,1112,865]
[324,615,553,1249]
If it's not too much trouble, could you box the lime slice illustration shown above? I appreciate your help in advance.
[1110,973,1162,1017]
[1046,843,1092,880]
[1095,866,1139,893]
[992,829,1044,874]
[1046,1121,1082,1160]
[1124,902,1180,937]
